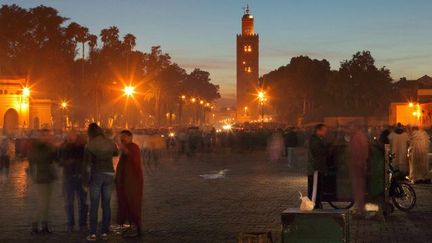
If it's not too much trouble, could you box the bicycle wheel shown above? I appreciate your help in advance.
[328,201,354,209]
[392,182,416,212]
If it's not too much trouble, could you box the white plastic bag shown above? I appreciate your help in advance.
[299,171,318,211]
[299,192,315,211]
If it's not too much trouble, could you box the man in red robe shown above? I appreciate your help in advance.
[116,130,143,238]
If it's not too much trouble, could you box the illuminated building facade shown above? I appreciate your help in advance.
[0,77,52,134]
[389,75,432,127]
[236,5,259,121]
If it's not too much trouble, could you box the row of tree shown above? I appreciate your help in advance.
[261,51,394,124]
[0,4,220,127]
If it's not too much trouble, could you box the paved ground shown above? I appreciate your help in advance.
[0,149,431,243]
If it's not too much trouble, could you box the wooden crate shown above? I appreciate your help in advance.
[281,209,349,243]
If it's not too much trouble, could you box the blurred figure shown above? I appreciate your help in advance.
[0,136,11,181]
[409,127,431,184]
[378,126,391,147]
[284,128,298,167]
[347,125,369,214]
[59,130,88,232]
[28,129,58,234]
[388,123,409,175]
[116,130,143,238]
[307,124,329,209]
[268,129,284,162]
[177,128,188,155]
[85,123,118,241]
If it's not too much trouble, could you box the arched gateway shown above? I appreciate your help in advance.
[3,108,19,133]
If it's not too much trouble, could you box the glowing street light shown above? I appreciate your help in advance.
[257,90,266,122]
[123,85,135,97]
[191,97,196,103]
[222,124,232,130]
[181,95,186,100]
[22,87,30,97]
[61,101,68,109]
[258,91,265,101]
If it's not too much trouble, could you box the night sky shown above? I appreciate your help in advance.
[3,0,432,105]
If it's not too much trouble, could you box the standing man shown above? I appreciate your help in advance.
[59,130,88,232]
[85,123,118,241]
[116,130,144,238]
[307,124,329,209]
[284,127,298,167]
[28,129,58,234]
[0,137,11,181]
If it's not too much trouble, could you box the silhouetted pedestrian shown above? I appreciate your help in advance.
[84,123,118,241]
[348,125,369,215]
[59,130,88,232]
[115,130,143,238]
[28,129,58,234]
[307,124,329,209]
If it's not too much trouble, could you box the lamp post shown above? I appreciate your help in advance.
[60,101,68,131]
[123,85,135,128]
[258,91,266,122]
[190,97,196,125]
[21,87,30,130]
[179,95,186,127]
[199,100,204,125]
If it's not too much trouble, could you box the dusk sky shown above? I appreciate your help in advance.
[4,0,432,105]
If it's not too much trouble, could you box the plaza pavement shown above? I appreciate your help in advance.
[0,149,431,243]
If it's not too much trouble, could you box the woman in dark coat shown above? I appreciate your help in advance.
[116,130,143,237]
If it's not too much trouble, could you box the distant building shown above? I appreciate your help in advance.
[393,75,432,102]
[236,5,259,122]
[390,75,432,126]
[0,77,52,135]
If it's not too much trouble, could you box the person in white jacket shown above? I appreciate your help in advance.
[409,127,431,183]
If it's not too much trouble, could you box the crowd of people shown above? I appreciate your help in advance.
[17,124,144,241]
[384,123,431,184]
[1,121,431,239]
[306,122,431,216]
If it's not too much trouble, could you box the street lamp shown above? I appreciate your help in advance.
[123,85,135,97]
[179,95,186,126]
[60,100,68,131]
[23,87,30,97]
[258,91,266,122]
[123,85,135,128]
[61,101,68,109]
[199,100,205,125]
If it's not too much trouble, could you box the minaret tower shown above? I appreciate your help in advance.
[236,5,259,121]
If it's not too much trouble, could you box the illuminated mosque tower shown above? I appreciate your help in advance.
[236,5,259,121]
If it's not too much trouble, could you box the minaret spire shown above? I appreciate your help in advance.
[243,4,250,15]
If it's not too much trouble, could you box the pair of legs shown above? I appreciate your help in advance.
[63,175,88,229]
[349,163,366,213]
[33,183,54,230]
[287,147,295,167]
[117,187,142,233]
[89,173,114,235]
